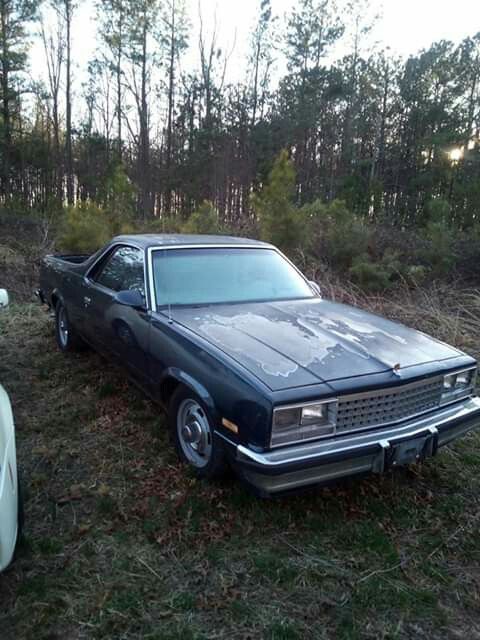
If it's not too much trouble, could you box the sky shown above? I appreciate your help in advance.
[28,0,480,111]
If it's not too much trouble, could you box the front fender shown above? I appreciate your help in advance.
[160,367,216,415]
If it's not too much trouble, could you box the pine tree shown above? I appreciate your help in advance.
[251,150,306,252]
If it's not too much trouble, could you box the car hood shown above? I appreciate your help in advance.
[172,298,462,391]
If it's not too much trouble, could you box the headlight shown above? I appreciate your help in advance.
[456,370,474,387]
[301,403,329,425]
[443,374,456,390]
[441,367,477,404]
[271,400,337,447]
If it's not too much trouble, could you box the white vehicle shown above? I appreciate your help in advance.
[0,289,23,571]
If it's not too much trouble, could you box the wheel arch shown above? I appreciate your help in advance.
[50,288,65,310]
[159,368,217,416]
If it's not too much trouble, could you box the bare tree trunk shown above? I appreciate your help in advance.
[41,10,65,201]
[0,0,11,199]
[165,0,176,215]
[138,19,150,217]
[464,56,478,151]
[65,0,74,204]
[251,38,261,127]
[341,15,359,180]
[116,36,123,158]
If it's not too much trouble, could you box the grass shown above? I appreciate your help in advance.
[1,291,480,639]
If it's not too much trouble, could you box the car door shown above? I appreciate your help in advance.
[83,245,151,387]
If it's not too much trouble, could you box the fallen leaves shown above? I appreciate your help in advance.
[57,483,84,504]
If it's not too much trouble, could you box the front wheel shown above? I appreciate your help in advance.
[55,302,85,352]
[168,386,227,480]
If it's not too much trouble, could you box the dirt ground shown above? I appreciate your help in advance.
[1,296,479,640]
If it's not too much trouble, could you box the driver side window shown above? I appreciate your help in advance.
[94,246,145,296]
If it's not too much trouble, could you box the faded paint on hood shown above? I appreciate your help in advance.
[172,298,462,391]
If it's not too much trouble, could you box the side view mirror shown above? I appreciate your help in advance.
[0,289,9,309]
[308,281,321,296]
[115,289,146,310]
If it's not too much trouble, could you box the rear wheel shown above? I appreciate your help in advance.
[169,386,227,479]
[55,302,85,352]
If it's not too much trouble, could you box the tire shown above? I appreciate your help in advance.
[168,385,227,480]
[55,301,85,352]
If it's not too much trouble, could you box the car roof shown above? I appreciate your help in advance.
[112,234,272,250]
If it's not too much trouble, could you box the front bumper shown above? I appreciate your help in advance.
[233,397,480,496]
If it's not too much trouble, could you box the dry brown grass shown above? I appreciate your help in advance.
[0,277,480,639]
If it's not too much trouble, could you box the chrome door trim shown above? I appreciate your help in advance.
[84,241,150,311]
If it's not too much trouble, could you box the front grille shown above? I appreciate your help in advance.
[336,377,444,434]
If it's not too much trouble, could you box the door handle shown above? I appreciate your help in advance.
[84,296,91,307]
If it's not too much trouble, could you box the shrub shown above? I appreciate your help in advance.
[59,203,113,253]
[305,199,371,271]
[455,224,480,280]
[404,264,429,286]
[101,164,137,234]
[181,201,221,234]
[349,256,393,291]
[251,150,306,253]
[59,166,140,253]
[139,217,183,234]
[420,220,455,277]
[349,250,403,292]
[423,197,451,227]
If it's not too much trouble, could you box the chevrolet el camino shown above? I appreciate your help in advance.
[38,235,480,496]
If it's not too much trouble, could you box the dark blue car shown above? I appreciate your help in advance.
[38,234,480,496]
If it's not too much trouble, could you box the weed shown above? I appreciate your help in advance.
[266,619,301,640]
[1,300,480,640]
[170,591,196,612]
[36,537,64,555]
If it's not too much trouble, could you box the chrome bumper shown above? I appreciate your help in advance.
[235,397,480,495]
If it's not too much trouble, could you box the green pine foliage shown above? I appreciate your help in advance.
[101,164,137,228]
[138,217,183,234]
[303,198,371,271]
[422,221,456,277]
[349,257,394,292]
[181,201,222,235]
[423,198,451,227]
[59,164,138,252]
[248,153,464,292]
[59,203,113,254]
[251,150,307,253]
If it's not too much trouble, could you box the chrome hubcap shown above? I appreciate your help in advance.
[177,399,212,468]
[58,307,68,347]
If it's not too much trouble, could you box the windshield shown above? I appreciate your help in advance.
[152,247,314,307]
